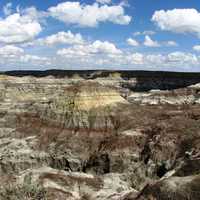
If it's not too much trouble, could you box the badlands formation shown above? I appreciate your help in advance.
[0,70,199,200]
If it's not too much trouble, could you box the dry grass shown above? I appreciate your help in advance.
[0,182,46,200]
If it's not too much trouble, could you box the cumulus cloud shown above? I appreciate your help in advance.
[0,45,50,69]
[0,45,24,57]
[125,51,199,69]
[19,54,49,64]
[165,41,178,47]
[193,45,200,52]
[152,9,200,37]
[57,46,87,57]
[144,35,160,47]
[166,52,198,65]
[56,45,200,70]
[128,35,176,48]
[48,2,131,27]
[40,31,84,45]
[126,38,139,46]
[91,40,122,54]
[57,40,122,57]
[0,12,42,44]
[145,54,166,65]
[27,31,84,46]
[0,2,198,71]
[19,6,47,20]
[96,0,112,4]
[129,53,144,64]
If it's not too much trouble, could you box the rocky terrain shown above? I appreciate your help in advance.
[0,70,199,200]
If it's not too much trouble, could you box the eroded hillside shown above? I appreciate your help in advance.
[0,71,199,200]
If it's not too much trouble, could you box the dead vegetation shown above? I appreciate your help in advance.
[0,178,46,200]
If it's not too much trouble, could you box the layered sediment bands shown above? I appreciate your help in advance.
[0,72,199,199]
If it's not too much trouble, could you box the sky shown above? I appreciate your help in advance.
[0,0,200,71]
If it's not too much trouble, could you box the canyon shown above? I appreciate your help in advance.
[0,70,199,200]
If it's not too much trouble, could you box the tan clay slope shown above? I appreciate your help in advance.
[0,76,127,109]
[63,81,128,111]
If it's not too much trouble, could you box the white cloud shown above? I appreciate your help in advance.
[144,35,160,47]
[96,0,112,4]
[152,9,200,37]
[3,2,13,16]
[55,36,200,70]
[28,31,84,46]
[133,30,156,36]
[0,45,50,69]
[165,41,178,47]
[48,2,131,27]
[58,45,200,69]
[54,31,200,69]
[0,45,24,57]
[193,45,200,52]
[0,12,42,44]
[127,38,139,46]
[143,31,156,35]
[166,52,198,65]
[57,45,88,57]
[126,52,199,68]
[20,54,49,64]
[19,6,47,21]
[41,31,84,45]
[146,54,166,65]
[129,53,144,64]
[132,33,176,47]
[91,40,122,54]
[57,40,122,57]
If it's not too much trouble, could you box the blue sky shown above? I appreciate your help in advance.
[0,0,200,71]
